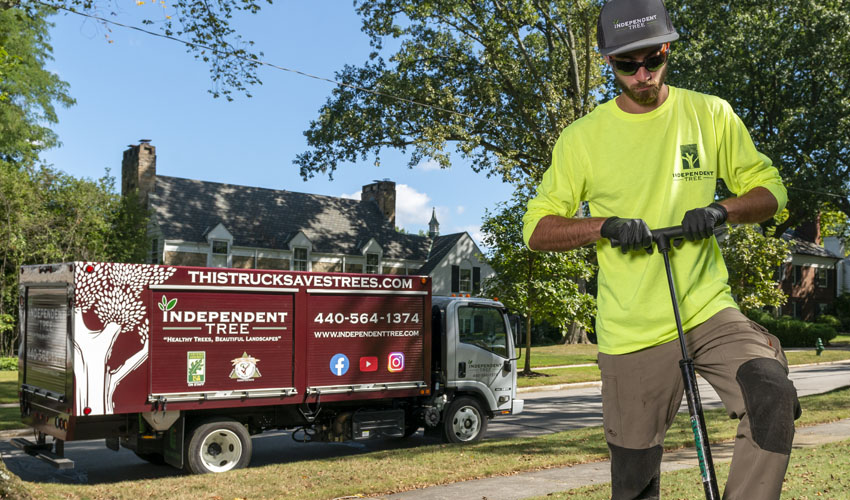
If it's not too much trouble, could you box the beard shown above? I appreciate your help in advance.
[615,64,668,106]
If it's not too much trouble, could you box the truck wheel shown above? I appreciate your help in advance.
[185,419,252,474]
[442,396,488,443]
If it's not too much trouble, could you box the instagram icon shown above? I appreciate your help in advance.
[387,352,405,372]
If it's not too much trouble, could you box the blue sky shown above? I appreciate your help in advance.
[40,1,516,247]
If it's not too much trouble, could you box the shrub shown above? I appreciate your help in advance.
[816,314,842,328]
[745,310,837,348]
[0,357,17,371]
[834,293,850,332]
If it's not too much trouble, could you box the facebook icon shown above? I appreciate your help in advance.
[330,353,350,376]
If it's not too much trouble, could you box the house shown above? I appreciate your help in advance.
[120,141,494,296]
[778,220,843,320]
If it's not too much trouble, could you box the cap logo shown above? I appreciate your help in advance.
[613,15,659,31]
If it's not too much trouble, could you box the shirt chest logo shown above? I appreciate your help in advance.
[673,144,713,182]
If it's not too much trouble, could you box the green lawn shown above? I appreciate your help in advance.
[0,371,18,404]
[537,438,850,499]
[517,343,599,367]
[831,333,850,346]
[18,387,850,500]
[518,365,600,388]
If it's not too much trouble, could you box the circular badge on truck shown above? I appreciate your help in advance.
[330,353,350,376]
[230,352,261,381]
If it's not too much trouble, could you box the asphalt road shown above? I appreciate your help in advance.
[2,361,848,485]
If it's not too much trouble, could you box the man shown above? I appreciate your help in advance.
[522,0,800,498]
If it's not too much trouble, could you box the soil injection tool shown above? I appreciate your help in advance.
[652,225,720,499]
[614,225,720,499]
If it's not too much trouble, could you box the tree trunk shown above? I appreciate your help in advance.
[565,321,589,344]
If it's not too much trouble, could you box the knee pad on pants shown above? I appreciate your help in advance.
[609,443,662,500]
[736,357,801,455]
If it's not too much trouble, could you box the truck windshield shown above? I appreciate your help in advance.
[457,306,508,358]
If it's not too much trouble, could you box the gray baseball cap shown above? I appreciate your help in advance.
[597,0,679,56]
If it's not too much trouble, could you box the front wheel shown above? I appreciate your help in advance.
[442,396,488,443]
[185,418,252,474]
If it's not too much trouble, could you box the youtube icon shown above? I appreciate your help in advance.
[359,356,378,372]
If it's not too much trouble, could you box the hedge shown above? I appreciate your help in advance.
[745,310,837,348]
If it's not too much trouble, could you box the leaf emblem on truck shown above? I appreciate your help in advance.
[158,296,178,312]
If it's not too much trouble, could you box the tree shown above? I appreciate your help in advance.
[0,6,74,166]
[0,166,150,355]
[481,192,596,374]
[821,207,850,257]
[297,0,606,185]
[720,225,791,313]
[665,0,850,235]
[11,0,268,100]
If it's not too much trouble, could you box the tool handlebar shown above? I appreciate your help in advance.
[610,225,686,252]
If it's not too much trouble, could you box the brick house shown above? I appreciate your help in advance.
[121,142,494,296]
[779,220,843,320]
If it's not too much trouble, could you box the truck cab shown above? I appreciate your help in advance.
[431,296,523,442]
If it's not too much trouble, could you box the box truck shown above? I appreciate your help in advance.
[14,262,523,473]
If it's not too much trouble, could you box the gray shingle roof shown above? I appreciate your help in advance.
[783,232,843,260]
[417,233,465,274]
[150,176,431,260]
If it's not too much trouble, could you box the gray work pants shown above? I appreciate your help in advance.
[598,308,801,500]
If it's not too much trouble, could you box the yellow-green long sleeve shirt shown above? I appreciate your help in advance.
[523,86,787,355]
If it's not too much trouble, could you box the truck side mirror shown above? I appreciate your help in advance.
[509,314,521,347]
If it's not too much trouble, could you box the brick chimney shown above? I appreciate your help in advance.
[362,180,396,226]
[122,140,157,208]
[796,216,821,244]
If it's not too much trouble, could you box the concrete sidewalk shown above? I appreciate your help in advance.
[373,418,850,500]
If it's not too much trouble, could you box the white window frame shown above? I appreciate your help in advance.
[210,239,230,268]
[365,252,380,274]
[292,247,309,272]
[459,267,472,294]
[816,268,828,288]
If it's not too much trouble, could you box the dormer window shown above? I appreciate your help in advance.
[210,240,229,268]
[365,253,380,274]
[293,247,309,271]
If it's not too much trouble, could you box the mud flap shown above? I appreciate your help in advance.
[163,415,185,469]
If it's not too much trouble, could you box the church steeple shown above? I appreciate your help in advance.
[428,207,440,238]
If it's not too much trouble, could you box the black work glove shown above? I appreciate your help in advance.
[681,203,728,241]
[600,217,653,254]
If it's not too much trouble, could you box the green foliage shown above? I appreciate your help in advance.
[816,314,842,329]
[298,0,606,186]
[665,1,850,234]
[720,225,791,312]
[821,207,850,257]
[0,6,74,166]
[834,294,850,332]
[481,191,596,370]
[746,309,837,348]
[0,167,150,356]
[0,356,17,371]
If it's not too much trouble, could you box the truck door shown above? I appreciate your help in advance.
[451,304,514,412]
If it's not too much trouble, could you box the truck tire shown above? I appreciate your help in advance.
[442,396,488,443]
[185,418,252,474]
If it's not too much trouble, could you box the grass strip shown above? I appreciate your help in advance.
[517,343,598,368]
[538,438,850,499]
[0,371,18,405]
[518,365,600,388]
[784,349,850,366]
[25,387,850,500]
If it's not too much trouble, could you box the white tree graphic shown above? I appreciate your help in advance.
[74,263,175,415]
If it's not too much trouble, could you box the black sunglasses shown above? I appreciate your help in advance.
[611,47,669,76]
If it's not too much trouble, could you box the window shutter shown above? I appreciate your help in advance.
[451,265,459,293]
[472,267,481,293]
